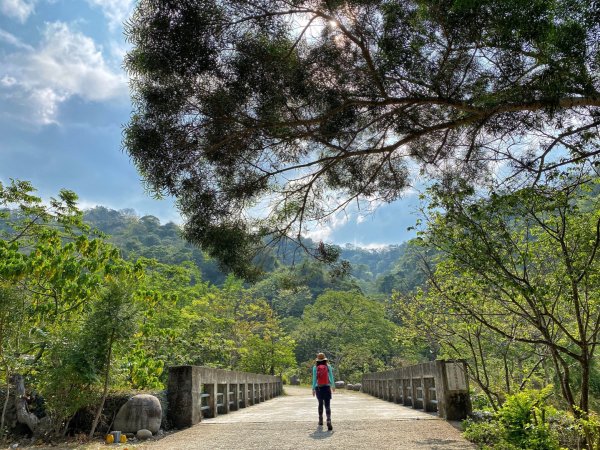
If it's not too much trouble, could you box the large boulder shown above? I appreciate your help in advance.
[113,394,162,434]
[334,381,345,389]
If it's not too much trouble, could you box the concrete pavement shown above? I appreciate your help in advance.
[139,386,475,449]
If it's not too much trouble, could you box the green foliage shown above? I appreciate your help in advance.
[31,276,139,434]
[3,180,418,437]
[462,419,504,448]
[295,290,398,382]
[463,388,561,450]
[423,173,600,413]
[84,207,410,292]
[84,207,227,286]
[127,347,164,390]
[125,0,600,276]
[237,334,296,376]
[497,388,559,449]
[570,408,600,450]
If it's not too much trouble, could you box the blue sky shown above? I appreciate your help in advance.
[0,0,418,247]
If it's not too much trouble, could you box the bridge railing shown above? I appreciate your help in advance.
[362,360,471,420]
[167,366,283,429]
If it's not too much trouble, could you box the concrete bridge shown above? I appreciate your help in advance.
[139,364,475,449]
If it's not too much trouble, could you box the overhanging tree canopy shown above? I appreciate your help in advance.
[124,0,600,277]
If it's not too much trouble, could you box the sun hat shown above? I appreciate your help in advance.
[315,352,328,362]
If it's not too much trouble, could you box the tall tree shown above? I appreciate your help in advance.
[124,0,600,275]
[423,170,600,414]
[295,290,397,380]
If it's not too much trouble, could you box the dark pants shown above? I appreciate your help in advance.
[315,385,332,420]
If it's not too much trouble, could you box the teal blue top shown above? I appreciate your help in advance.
[312,364,335,390]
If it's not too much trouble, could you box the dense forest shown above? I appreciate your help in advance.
[2,174,600,449]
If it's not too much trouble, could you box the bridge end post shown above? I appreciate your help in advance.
[167,365,203,428]
[435,360,472,420]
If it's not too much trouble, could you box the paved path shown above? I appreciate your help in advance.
[139,386,475,449]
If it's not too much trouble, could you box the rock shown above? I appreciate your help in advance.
[353,383,362,391]
[113,394,162,434]
[290,375,300,386]
[136,429,153,440]
[347,384,354,390]
[335,381,345,389]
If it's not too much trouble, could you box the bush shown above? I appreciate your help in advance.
[470,391,495,411]
[575,410,600,450]
[498,388,559,449]
[463,388,561,450]
[463,418,504,447]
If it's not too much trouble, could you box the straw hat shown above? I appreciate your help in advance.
[315,352,328,362]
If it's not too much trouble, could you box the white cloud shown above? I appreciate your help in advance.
[348,242,390,250]
[29,22,127,101]
[0,0,36,23]
[303,213,350,242]
[28,87,67,124]
[0,27,34,50]
[86,0,135,30]
[0,22,128,124]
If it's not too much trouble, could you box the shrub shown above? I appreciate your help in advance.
[499,388,560,449]
[463,418,504,447]
[463,388,561,449]
[574,410,600,450]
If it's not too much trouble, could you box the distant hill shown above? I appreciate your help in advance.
[84,206,227,285]
[83,206,424,293]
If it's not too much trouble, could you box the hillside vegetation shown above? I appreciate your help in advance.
[2,176,600,449]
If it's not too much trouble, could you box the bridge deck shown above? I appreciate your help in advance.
[140,386,475,449]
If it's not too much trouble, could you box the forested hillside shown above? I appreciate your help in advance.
[83,206,419,294]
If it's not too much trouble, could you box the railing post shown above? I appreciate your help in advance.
[384,377,390,401]
[248,383,255,406]
[394,370,401,404]
[424,376,435,412]
[414,365,424,410]
[205,382,218,418]
[239,383,247,408]
[230,382,239,411]
[403,368,412,407]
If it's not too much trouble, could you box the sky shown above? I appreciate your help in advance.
[0,0,419,247]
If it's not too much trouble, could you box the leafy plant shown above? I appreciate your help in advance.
[574,409,600,450]
[463,388,561,450]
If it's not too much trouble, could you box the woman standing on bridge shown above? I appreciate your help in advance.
[312,353,335,431]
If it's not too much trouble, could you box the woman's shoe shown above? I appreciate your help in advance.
[327,420,333,431]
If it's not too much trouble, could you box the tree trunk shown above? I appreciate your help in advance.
[579,357,589,414]
[14,374,50,436]
[89,330,115,438]
[1,369,10,432]
[548,348,576,414]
